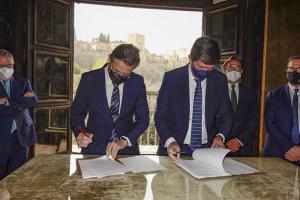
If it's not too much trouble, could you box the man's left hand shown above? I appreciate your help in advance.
[106,138,128,160]
[285,146,300,162]
[211,135,225,148]
[226,138,242,153]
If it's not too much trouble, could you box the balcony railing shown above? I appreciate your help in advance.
[138,91,160,147]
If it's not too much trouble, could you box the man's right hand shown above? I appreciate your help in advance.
[76,132,93,148]
[167,141,181,161]
[0,98,7,105]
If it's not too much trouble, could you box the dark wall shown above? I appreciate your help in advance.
[265,0,300,91]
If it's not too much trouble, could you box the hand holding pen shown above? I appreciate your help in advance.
[76,127,93,148]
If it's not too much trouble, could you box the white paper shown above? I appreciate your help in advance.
[175,148,260,179]
[176,159,230,179]
[192,148,230,172]
[223,158,260,175]
[78,156,130,179]
[118,155,166,173]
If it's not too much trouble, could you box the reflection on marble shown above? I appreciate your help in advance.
[0,155,299,200]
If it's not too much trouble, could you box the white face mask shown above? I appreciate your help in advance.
[0,67,14,80]
[226,70,241,82]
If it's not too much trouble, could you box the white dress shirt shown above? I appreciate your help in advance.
[165,66,225,148]
[288,83,300,131]
[104,67,131,146]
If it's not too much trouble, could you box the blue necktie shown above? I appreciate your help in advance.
[190,79,202,151]
[292,89,300,144]
[2,80,17,133]
[109,84,120,140]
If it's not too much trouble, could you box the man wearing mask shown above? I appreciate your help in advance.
[222,56,258,156]
[0,49,37,180]
[155,37,232,160]
[71,44,149,159]
[264,55,300,166]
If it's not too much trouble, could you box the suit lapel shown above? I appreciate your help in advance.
[181,66,190,133]
[119,79,133,118]
[99,68,113,122]
[283,84,293,117]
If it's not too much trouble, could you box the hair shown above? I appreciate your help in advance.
[189,37,220,65]
[222,55,243,71]
[109,44,140,68]
[287,55,300,67]
[0,49,14,59]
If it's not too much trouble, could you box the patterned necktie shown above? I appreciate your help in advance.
[292,89,300,144]
[190,79,202,151]
[109,84,120,140]
[3,80,10,96]
[231,84,237,113]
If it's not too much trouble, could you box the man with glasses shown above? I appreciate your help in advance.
[155,37,232,160]
[71,44,149,159]
[222,56,258,156]
[0,49,37,180]
[264,55,300,166]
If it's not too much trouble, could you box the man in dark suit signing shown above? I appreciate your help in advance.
[222,56,258,156]
[70,44,149,159]
[0,49,38,180]
[155,37,232,160]
[264,55,300,165]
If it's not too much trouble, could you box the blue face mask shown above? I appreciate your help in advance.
[191,66,213,81]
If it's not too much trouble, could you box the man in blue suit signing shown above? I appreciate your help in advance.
[264,55,300,165]
[0,49,38,180]
[155,37,232,160]
[70,44,149,159]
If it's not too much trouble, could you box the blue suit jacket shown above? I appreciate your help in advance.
[155,65,232,155]
[264,84,300,165]
[226,84,258,156]
[0,76,38,147]
[70,67,149,155]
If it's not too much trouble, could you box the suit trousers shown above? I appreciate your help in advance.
[0,130,28,180]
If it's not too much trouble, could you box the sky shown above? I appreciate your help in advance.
[74,3,203,55]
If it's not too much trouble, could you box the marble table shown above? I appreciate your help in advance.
[0,155,299,200]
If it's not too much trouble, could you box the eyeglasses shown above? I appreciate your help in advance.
[0,64,14,69]
[287,67,300,73]
[110,65,132,79]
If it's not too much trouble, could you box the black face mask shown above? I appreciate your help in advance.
[287,71,300,84]
[108,67,127,86]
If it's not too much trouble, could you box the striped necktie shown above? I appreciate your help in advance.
[190,79,202,151]
[292,89,300,144]
[109,84,120,140]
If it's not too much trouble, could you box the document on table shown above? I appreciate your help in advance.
[175,148,260,179]
[118,155,166,173]
[79,155,165,179]
[78,156,129,179]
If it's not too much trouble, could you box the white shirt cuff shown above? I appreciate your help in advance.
[165,137,176,148]
[235,138,244,146]
[216,133,225,143]
[121,136,132,147]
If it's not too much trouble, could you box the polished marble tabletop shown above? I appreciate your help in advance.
[0,154,299,200]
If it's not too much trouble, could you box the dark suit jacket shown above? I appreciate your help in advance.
[70,67,149,155]
[155,65,232,155]
[264,84,300,166]
[0,76,38,147]
[226,84,258,156]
